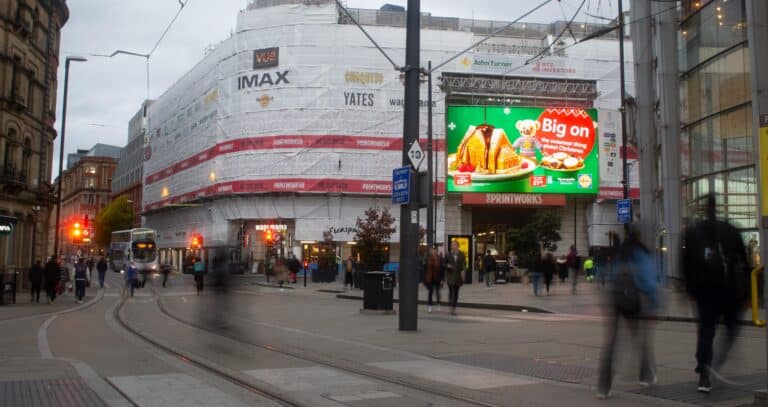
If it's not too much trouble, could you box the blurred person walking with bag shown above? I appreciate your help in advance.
[681,194,750,393]
[29,259,43,303]
[445,241,466,316]
[597,226,660,399]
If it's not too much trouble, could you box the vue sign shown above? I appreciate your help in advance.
[253,47,279,69]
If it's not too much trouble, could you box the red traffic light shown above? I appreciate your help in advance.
[190,234,203,249]
[265,229,273,244]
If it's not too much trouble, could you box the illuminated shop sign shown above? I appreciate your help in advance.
[254,224,288,231]
[446,106,599,194]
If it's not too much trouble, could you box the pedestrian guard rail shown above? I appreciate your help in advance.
[752,265,765,327]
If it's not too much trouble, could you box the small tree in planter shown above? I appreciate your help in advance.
[506,210,562,269]
[353,207,396,272]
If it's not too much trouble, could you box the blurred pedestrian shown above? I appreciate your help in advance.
[529,251,543,296]
[44,256,60,304]
[73,258,89,304]
[86,257,95,281]
[483,250,495,288]
[96,257,108,288]
[542,252,556,295]
[681,194,750,393]
[344,255,356,290]
[445,241,466,316]
[275,257,289,289]
[125,261,138,297]
[557,255,568,283]
[597,227,659,399]
[288,254,300,284]
[584,255,595,282]
[566,245,578,294]
[193,257,205,295]
[29,258,43,303]
[160,263,171,287]
[424,247,443,312]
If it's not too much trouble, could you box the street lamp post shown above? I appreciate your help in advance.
[53,56,87,259]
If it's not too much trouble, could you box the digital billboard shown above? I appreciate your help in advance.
[446,106,599,194]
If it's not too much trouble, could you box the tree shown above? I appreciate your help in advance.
[94,195,133,250]
[353,207,396,271]
[506,210,562,268]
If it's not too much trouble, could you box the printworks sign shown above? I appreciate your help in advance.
[446,106,599,194]
[253,47,279,69]
[461,193,566,207]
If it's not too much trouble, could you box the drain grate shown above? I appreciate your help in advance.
[630,373,765,404]
[441,353,598,383]
[0,378,107,407]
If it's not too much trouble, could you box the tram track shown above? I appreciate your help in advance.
[152,288,502,407]
[113,293,299,407]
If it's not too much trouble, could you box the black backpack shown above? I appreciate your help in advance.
[612,262,641,316]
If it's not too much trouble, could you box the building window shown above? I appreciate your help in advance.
[84,178,95,189]
[3,128,18,175]
[22,137,31,180]
[86,165,96,175]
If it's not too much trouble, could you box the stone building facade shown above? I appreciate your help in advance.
[0,0,68,274]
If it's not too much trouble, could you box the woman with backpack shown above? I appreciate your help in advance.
[596,227,659,399]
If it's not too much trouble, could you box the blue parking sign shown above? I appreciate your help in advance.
[617,199,632,224]
[392,167,410,205]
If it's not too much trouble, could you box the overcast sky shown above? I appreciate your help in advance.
[55,0,622,178]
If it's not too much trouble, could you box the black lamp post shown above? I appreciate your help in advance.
[53,56,87,259]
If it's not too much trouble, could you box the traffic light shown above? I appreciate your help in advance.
[70,220,83,244]
[264,229,274,245]
[190,234,203,250]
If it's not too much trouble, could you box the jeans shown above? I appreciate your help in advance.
[448,284,461,308]
[75,280,86,301]
[598,308,655,394]
[485,271,494,287]
[427,282,441,306]
[98,271,106,288]
[695,298,739,372]
[530,272,542,295]
[30,281,42,302]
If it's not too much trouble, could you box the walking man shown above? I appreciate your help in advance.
[29,258,43,303]
[483,250,495,288]
[682,194,749,393]
[96,257,108,288]
[445,241,466,316]
[73,258,89,304]
[44,256,61,304]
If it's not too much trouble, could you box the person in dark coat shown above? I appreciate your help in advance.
[445,241,466,316]
[44,256,61,304]
[96,257,108,288]
[424,247,443,312]
[681,194,750,393]
[483,250,496,288]
[541,252,556,295]
[29,259,44,303]
[73,258,89,303]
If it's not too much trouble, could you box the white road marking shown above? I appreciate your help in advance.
[108,373,249,407]
[327,391,401,402]
[368,360,538,390]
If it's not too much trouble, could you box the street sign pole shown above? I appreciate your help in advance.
[399,0,420,332]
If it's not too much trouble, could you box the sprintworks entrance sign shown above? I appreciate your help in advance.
[461,193,566,207]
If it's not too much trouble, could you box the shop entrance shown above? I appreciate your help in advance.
[471,207,539,283]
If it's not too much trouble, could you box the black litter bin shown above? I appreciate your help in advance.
[363,272,394,311]
[0,271,17,305]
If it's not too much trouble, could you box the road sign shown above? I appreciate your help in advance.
[392,166,411,204]
[407,141,424,170]
[617,199,632,224]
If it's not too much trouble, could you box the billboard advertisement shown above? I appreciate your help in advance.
[446,106,599,194]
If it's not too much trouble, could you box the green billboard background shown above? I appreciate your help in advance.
[446,105,599,194]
